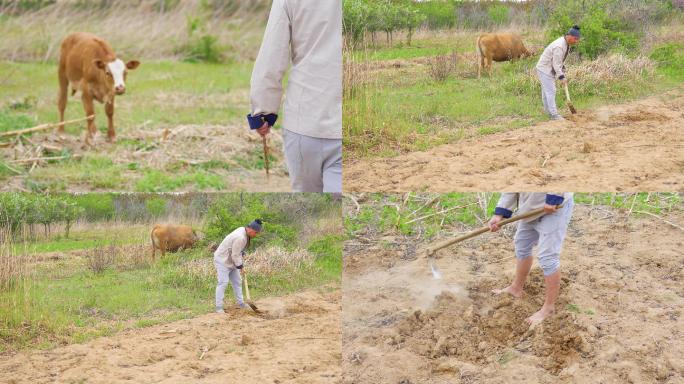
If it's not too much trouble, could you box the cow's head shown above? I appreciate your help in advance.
[94,58,140,95]
[192,230,203,243]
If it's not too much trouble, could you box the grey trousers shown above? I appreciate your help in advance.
[214,258,244,311]
[514,198,574,276]
[283,129,342,193]
[537,69,562,120]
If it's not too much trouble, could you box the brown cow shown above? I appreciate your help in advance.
[476,33,532,79]
[58,32,140,145]
[150,224,199,261]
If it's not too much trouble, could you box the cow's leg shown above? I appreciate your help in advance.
[81,91,96,147]
[487,57,493,77]
[478,56,483,79]
[57,71,68,134]
[105,99,116,143]
[151,246,156,262]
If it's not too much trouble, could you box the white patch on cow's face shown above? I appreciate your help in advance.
[107,59,126,89]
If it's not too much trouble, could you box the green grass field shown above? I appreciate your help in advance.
[0,223,341,352]
[344,30,684,158]
[345,192,682,239]
[0,60,285,192]
[0,61,253,133]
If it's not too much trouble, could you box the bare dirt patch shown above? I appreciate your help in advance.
[344,88,684,192]
[343,205,684,383]
[0,289,341,384]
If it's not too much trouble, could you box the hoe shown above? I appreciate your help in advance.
[242,272,261,313]
[425,206,560,278]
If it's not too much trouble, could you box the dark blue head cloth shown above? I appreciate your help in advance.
[248,219,263,232]
[567,25,581,38]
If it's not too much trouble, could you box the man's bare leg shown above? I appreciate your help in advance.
[526,270,560,327]
[492,256,532,298]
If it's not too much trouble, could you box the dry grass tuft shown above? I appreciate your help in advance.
[86,243,117,273]
[571,54,655,84]
[181,246,316,280]
[0,229,27,290]
[428,51,458,82]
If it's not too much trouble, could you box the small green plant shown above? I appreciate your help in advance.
[181,15,224,63]
[0,109,34,134]
[650,42,684,79]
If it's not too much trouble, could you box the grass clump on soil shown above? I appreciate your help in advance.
[0,108,35,134]
[25,155,127,192]
[574,192,681,215]
[650,42,684,81]
[345,193,498,239]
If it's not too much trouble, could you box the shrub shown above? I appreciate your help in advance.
[487,4,509,26]
[650,42,684,78]
[145,197,167,218]
[428,51,458,82]
[416,0,456,29]
[204,194,298,251]
[548,0,640,59]
[180,15,224,63]
[87,243,117,274]
[184,34,224,63]
[72,194,115,221]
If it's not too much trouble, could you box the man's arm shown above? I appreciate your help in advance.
[231,237,247,270]
[544,193,565,213]
[552,45,566,80]
[249,0,291,120]
[489,193,518,231]
[494,193,519,218]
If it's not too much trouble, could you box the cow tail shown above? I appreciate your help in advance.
[150,225,158,260]
[476,36,483,77]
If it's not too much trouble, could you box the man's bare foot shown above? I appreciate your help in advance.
[491,285,523,298]
[526,305,555,328]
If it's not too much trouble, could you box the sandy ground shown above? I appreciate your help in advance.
[1,289,341,384]
[343,205,684,383]
[1,123,291,192]
[344,88,684,192]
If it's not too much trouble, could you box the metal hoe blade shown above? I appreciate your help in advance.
[429,259,442,280]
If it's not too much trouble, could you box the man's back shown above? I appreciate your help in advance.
[251,0,342,140]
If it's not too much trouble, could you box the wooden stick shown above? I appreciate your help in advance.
[406,203,476,224]
[564,83,577,114]
[10,154,81,164]
[0,115,94,138]
[633,211,684,232]
[262,135,270,179]
[426,206,559,256]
